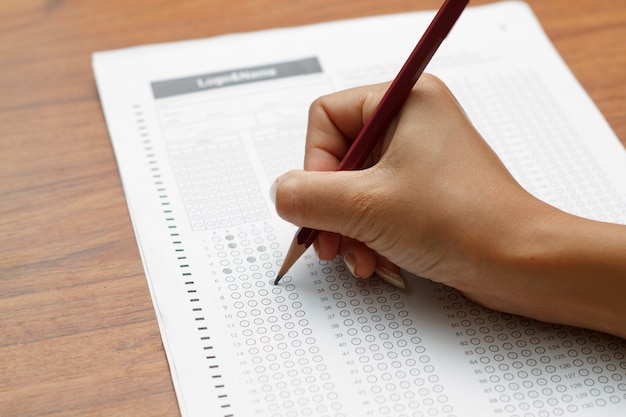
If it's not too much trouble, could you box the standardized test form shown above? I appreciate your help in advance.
[93,2,626,416]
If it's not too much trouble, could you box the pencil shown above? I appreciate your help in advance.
[274,0,469,285]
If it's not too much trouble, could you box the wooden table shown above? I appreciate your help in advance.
[1,0,624,415]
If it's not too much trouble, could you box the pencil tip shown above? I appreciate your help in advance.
[274,234,308,285]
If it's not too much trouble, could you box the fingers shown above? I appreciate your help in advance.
[317,232,405,289]
[304,83,388,171]
[339,237,377,278]
[338,239,405,289]
[313,231,341,261]
[272,168,405,287]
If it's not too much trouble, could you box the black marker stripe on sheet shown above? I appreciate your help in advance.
[133,103,233,416]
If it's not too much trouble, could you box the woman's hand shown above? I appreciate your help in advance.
[272,74,626,338]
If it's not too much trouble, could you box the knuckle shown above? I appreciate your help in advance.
[340,172,394,242]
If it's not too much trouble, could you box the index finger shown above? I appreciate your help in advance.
[303,83,389,172]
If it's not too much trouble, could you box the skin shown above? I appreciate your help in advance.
[271,74,626,339]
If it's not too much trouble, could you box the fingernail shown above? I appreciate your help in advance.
[269,175,282,205]
[343,253,360,278]
[375,266,406,289]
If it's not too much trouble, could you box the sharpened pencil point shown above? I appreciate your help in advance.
[275,234,309,284]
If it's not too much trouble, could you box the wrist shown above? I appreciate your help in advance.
[492,201,626,337]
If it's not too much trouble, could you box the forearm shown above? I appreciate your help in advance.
[475,202,626,338]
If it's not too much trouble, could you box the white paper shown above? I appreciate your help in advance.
[93,2,626,416]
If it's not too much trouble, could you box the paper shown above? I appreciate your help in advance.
[93,2,626,416]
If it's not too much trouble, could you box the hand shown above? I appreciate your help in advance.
[272,74,626,338]
[273,73,533,284]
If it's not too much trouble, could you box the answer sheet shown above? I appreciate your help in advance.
[93,2,626,416]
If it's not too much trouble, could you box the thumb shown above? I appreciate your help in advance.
[271,169,376,241]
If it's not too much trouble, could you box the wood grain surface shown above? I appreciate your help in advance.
[1,0,624,415]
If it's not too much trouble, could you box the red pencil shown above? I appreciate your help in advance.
[275,0,469,284]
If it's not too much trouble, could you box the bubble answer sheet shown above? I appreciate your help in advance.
[92,2,626,416]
